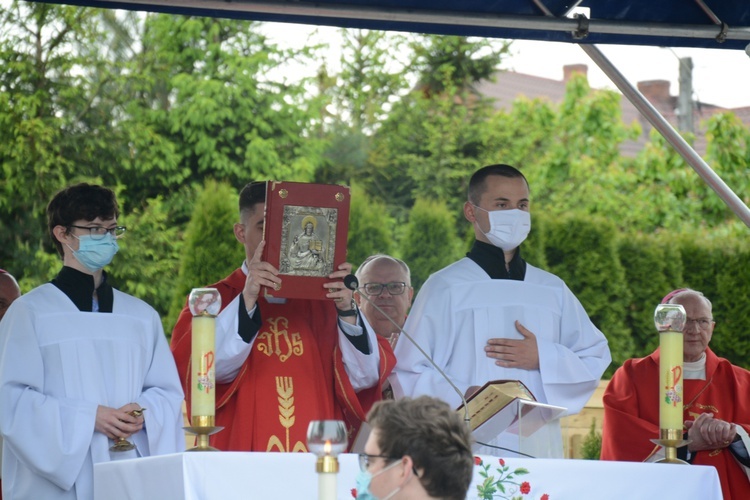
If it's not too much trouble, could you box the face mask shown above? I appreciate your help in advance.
[473,206,531,251]
[355,460,402,500]
[70,234,119,272]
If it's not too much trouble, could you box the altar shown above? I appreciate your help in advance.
[94,452,722,499]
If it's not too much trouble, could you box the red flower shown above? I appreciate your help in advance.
[541,494,549,500]
[520,481,531,494]
[351,488,357,498]
[474,456,482,465]
[498,458,505,466]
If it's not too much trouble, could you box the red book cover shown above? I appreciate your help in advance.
[261,181,351,300]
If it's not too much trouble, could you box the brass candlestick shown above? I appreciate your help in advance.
[184,415,224,452]
[651,429,690,464]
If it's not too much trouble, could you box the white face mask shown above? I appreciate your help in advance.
[473,206,531,251]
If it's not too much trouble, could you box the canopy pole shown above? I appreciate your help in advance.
[579,43,750,228]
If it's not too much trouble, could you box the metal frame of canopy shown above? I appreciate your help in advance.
[35,0,750,226]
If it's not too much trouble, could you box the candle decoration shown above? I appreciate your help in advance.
[307,420,347,500]
[651,303,689,463]
[184,288,224,451]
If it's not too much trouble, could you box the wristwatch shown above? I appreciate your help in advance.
[336,299,358,317]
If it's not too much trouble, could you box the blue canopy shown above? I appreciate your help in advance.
[37,0,750,51]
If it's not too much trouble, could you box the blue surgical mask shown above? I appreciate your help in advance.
[355,460,402,500]
[70,234,119,272]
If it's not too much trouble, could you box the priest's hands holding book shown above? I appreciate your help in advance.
[685,412,739,451]
[242,241,281,311]
[484,320,540,370]
[95,403,145,440]
[324,262,357,325]
[242,241,357,323]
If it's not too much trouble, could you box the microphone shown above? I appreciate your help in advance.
[344,274,471,425]
[345,274,536,458]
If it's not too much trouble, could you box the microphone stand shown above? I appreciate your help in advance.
[344,275,471,425]
[345,275,536,458]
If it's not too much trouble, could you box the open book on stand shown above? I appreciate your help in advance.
[456,380,566,449]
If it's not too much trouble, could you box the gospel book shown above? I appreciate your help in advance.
[261,180,351,300]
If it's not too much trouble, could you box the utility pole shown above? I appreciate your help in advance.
[677,57,694,134]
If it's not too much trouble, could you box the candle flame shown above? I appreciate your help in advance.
[324,440,331,454]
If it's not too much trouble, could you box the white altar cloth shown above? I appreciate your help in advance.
[94,452,722,500]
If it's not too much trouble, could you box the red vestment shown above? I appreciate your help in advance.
[171,268,395,451]
[601,348,750,500]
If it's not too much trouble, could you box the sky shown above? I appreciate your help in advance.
[261,22,750,110]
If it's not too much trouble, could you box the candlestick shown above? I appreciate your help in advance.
[307,420,347,500]
[184,288,223,451]
[651,303,689,463]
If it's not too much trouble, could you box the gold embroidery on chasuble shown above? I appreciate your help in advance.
[266,376,307,452]
[687,403,720,421]
[256,316,304,362]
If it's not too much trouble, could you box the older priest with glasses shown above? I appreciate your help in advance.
[601,288,750,500]
[354,255,414,350]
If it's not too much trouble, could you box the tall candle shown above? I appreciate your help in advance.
[659,329,683,429]
[188,288,221,423]
[191,315,216,418]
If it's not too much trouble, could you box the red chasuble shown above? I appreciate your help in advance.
[601,348,750,500]
[171,268,395,452]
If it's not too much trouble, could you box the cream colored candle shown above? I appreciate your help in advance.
[317,469,336,500]
[317,441,337,500]
[191,315,216,418]
[659,330,684,430]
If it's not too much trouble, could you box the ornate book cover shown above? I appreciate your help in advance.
[261,181,351,300]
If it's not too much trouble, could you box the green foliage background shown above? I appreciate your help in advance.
[2,2,750,370]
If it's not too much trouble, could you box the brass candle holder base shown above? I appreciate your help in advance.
[316,455,340,473]
[650,429,691,464]
[184,415,224,452]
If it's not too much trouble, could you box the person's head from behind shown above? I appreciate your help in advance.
[47,183,122,273]
[234,181,267,263]
[664,288,715,363]
[0,270,21,321]
[463,164,531,251]
[355,255,413,340]
[358,396,474,500]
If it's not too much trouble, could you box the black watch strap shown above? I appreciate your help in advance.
[336,300,358,317]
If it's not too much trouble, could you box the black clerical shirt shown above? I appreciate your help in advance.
[466,240,527,280]
[51,266,114,312]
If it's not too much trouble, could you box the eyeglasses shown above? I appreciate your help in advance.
[360,282,408,296]
[358,453,400,471]
[685,317,713,330]
[69,225,127,240]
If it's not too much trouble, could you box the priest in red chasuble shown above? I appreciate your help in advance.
[171,181,395,452]
[601,289,750,500]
